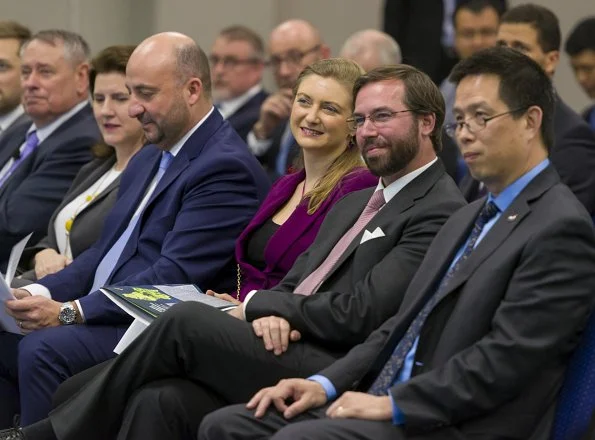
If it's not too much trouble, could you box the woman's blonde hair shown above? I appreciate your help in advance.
[292,58,366,214]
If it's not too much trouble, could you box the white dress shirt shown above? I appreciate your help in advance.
[216,84,263,120]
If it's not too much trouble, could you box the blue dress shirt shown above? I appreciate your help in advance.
[309,159,550,425]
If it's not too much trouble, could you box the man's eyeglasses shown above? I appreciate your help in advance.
[346,109,416,131]
[444,107,529,138]
[209,55,261,69]
[268,45,321,70]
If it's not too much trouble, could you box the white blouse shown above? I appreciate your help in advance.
[54,166,121,259]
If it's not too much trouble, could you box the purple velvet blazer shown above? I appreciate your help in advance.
[235,167,377,301]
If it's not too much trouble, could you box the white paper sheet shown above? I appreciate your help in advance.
[0,233,33,333]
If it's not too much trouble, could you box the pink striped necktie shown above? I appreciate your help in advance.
[294,189,386,295]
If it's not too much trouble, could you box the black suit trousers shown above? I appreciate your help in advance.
[198,403,472,440]
[49,302,342,440]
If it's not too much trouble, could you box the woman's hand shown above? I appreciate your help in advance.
[34,249,71,280]
[206,290,241,305]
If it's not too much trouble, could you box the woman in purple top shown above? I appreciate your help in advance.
[209,58,376,303]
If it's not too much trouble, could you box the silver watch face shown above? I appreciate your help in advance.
[59,303,76,325]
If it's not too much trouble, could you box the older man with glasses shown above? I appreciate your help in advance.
[209,25,268,141]
[247,19,330,180]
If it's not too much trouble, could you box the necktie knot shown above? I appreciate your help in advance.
[367,190,386,212]
[160,151,173,171]
[25,131,39,150]
[478,201,499,226]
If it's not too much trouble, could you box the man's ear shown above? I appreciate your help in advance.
[186,77,203,105]
[75,62,90,96]
[524,105,543,141]
[544,50,560,77]
[419,112,436,137]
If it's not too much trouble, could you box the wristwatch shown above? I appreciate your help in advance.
[58,302,78,325]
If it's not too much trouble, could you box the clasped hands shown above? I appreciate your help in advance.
[207,289,301,355]
[246,378,392,421]
[4,288,62,333]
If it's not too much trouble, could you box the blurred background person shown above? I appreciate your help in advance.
[210,58,376,303]
[383,0,507,85]
[0,29,99,270]
[440,0,507,184]
[210,25,268,141]
[564,16,595,130]
[0,21,30,141]
[441,0,506,128]
[247,19,330,180]
[16,45,144,283]
[339,29,401,72]
[471,3,595,214]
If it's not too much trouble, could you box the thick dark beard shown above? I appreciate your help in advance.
[363,120,420,177]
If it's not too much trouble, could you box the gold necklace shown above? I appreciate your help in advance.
[64,166,118,242]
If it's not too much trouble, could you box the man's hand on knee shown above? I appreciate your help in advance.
[247,378,327,419]
[252,316,301,355]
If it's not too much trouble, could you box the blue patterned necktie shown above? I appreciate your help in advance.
[0,131,39,188]
[368,201,500,395]
[89,151,173,293]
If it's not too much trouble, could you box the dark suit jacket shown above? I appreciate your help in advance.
[582,104,595,130]
[236,167,377,300]
[318,166,595,439]
[0,104,98,267]
[38,110,271,325]
[259,120,299,181]
[0,112,30,144]
[226,90,268,141]
[460,97,595,214]
[18,155,120,280]
[245,160,467,349]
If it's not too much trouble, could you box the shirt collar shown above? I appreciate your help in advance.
[28,100,89,144]
[167,106,215,157]
[488,158,550,212]
[0,106,25,132]
[216,84,263,119]
[375,157,438,203]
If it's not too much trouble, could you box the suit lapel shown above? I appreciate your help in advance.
[303,189,372,272]
[428,166,559,310]
[62,157,117,210]
[320,161,445,284]
[106,152,160,251]
[109,111,225,276]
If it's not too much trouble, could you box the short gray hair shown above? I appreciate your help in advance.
[21,29,90,65]
[341,30,402,66]
[176,42,212,98]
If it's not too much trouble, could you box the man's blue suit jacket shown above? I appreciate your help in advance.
[38,110,271,325]
[226,90,268,141]
[0,104,98,266]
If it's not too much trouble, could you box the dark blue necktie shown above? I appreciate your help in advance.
[368,201,500,395]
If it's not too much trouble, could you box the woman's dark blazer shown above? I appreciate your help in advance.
[18,155,120,281]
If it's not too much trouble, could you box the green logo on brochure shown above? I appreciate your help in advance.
[123,287,170,301]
